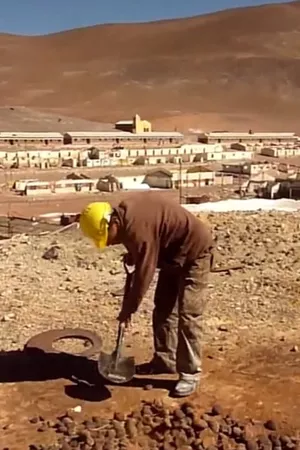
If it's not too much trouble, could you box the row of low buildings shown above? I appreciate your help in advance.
[13,166,234,197]
[12,160,299,198]
[0,117,298,151]
[0,115,183,149]
[1,119,300,172]
[0,143,254,170]
[198,131,298,146]
[3,143,300,172]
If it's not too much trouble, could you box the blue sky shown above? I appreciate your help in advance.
[0,0,292,35]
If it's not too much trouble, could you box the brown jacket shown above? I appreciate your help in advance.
[112,192,213,313]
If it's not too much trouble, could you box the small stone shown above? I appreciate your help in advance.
[202,413,211,421]
[62,417,74,426]
[1,313,16,322]
[281,436,292,445]
[269,434,281,446]
[245,439,258,450]
[174,409,186,419]
[237,445,246,450]
[42,246,59,260]
[78,429,94,446]
[208,419,220,433]
[143,425,152,434]
[57,424,68,434]
[193,418,208,431]
[60,443,72,450]
[46,420,56,428]
[83,420,94,429]
[125,418,138,439]
[218,325,229,332]
[29,416,40,424]
[144,384,153,391]
[113,412,125,421]
[264,420,277,431]
[37,423,48,432]
[211,403,224,416]
[142,415,153,426]
[290,345,299,353]
[142,405,152,416]
[232,426,244,438]
[181,401,195,412]
[107,429,117,439]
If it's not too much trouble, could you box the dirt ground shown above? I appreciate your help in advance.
[1,340,300,449]
[0,204,300,449]
[0,185,237,219]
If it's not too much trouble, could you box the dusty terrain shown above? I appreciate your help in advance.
[0,208,300,448]
[0,185,237,219]
[0,106,114,132]
[1,2,300,131]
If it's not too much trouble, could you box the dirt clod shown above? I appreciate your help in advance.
[21,400,291,450]
[264,419,277,431]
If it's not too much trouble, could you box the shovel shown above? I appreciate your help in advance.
[98,271,135,384]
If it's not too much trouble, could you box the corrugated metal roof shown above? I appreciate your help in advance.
[0,132,63,139]
[64,131,129,137]
[64,131,183,138]
[206,132,296,138]
[115,120,134,125]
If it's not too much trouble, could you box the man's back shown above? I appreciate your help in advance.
[113,192,213,267]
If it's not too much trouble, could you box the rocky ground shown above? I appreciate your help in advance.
[0,210,299,353]
[0,209,300,449]
[27,400,300,450]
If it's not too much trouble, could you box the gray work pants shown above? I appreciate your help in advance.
[152,251,211,379]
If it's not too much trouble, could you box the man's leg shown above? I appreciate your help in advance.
[137,269,179,374]
[174,252,211,397]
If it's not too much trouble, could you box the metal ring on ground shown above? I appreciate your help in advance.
[24,328,102,358]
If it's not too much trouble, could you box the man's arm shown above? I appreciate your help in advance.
[120,240,159,316]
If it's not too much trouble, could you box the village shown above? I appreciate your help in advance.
[0,114,299,200]
[2,3,300,449]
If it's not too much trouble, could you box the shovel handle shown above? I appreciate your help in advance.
[113,322,125,367]
[113,271,133,366]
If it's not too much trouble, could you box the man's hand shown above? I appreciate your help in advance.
[123,252,134,266]
[117,309,132,328]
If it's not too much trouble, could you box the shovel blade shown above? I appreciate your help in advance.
[98,351,135,384]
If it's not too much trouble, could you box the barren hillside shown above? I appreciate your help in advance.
[1,1,300,130]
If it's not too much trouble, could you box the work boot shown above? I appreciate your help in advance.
[173,374,200,397]
[136,358,176,375]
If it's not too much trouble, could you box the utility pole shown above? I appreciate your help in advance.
[179,157,183,203]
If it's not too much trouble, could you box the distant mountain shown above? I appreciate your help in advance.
[1,1,300,131]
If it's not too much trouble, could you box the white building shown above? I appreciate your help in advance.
[260,147,300,158]
[198,132,298,146]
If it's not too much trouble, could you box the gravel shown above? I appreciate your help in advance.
[0,210,300,355]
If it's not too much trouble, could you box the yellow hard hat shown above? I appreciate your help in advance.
[79,202,112,248]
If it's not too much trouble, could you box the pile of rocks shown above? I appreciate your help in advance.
[28,401,300,450]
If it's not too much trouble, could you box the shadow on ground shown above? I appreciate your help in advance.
[0,349,174,402]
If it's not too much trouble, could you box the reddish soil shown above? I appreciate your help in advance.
[1,341,300,449]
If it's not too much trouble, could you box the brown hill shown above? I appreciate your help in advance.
[1,1,300,131]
